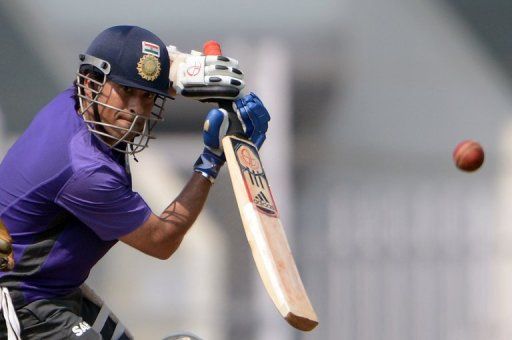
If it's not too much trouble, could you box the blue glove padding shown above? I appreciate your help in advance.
[194,93,271,182]
[234,92,271,149]
[202,108,229,158]
[194,108,229,182]
[193,149,225,182]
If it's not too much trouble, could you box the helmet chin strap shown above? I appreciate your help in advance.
[86,82,127,152]
[91,99,108,138]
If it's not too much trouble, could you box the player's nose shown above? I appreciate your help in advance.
[128,92,152,116]
[127,97,146,117]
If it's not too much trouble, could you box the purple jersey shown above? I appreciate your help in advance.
[0,87,152,307]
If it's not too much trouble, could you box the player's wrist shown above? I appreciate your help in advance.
[194,169,216,184]
[193,148,225,183]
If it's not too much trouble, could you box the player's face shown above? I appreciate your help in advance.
[86,80,157,144]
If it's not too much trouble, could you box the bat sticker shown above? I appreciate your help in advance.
[232,139,279,217]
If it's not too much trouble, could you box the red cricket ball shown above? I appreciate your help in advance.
[453,140,485,172]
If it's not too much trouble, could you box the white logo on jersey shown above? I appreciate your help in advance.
[72,321,91,337]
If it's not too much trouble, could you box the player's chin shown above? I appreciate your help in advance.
[110,122,145,144]
[118,118,146,132]
[124,128,144,142]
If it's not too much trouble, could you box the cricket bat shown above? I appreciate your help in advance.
[203,41,318,331]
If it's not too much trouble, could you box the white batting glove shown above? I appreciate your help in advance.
[167,45,244,100]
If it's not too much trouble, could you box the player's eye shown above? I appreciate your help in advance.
[144,92,156,100]
[122,86,133,94]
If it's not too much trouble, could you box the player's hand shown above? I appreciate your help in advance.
[167,45,244,101]
[193,93,270,182]
[234,92,270,149]
[0,219,14,271]
[194,108,228,182]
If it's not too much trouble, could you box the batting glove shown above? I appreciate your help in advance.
[234,92,271,149]
[193,93,271,182]
[194,108,229,182]
[167,45,244,101]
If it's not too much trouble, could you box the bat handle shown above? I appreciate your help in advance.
[203,40,222,56]
[203,41,244,137]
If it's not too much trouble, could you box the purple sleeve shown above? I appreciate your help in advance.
[55,165,152,240]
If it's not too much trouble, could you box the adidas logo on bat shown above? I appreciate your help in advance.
[254,191,276,214]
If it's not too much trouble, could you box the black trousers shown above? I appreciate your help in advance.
[0,286,133,339]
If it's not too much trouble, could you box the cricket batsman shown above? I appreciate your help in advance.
[0,25,270,339]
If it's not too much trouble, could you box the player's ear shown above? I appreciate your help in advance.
[83,75,100,99]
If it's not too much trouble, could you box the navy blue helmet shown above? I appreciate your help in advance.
[80,25,171,98]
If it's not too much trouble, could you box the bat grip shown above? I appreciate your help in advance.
[203,41,244,137]
[212,100,241,137]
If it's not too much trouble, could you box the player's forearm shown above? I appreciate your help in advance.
[120,172,213,259]
[156,172,212,257]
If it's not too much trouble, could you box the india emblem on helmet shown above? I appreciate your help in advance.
[137,54,161,81]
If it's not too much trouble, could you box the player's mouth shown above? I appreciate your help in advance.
[117,115,146,135]
[115,112,135,126]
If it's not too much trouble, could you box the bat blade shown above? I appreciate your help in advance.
[222,135,318,331]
